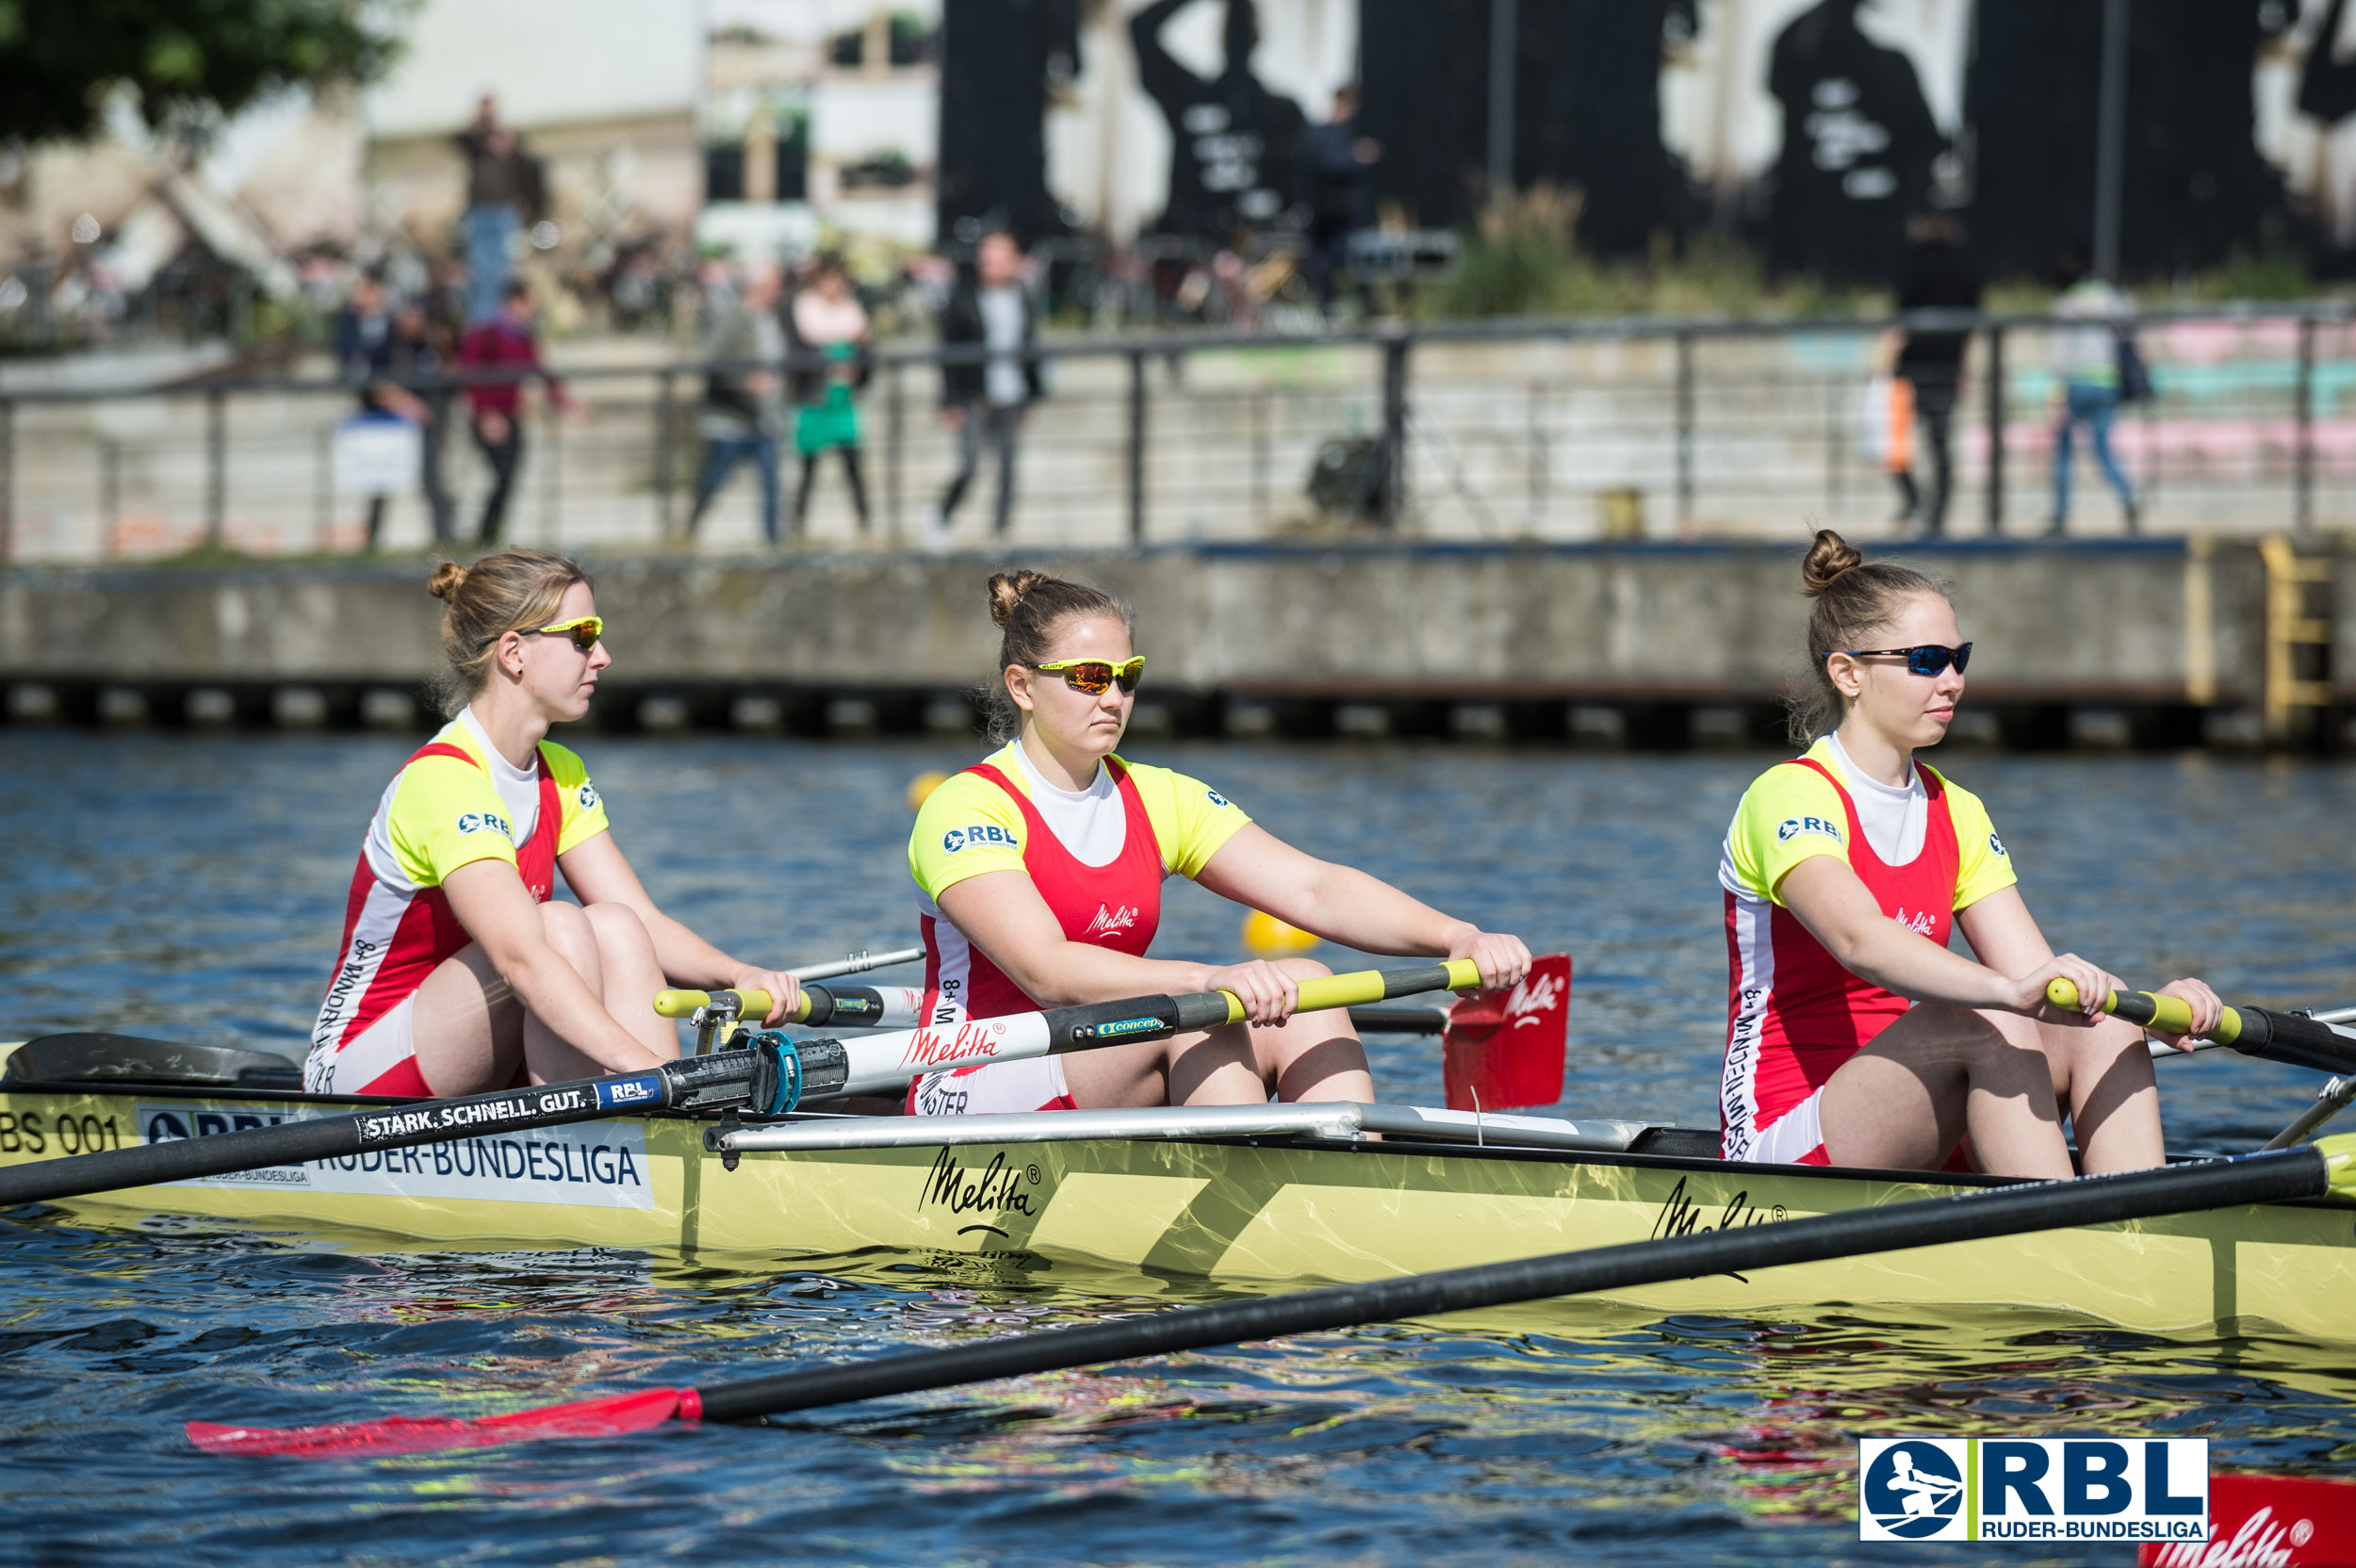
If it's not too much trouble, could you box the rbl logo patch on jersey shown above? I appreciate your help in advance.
[1988,831,2007,858]
[942,825,1019,854]
[578,783,599,811]
[1776,815,1844,844]
[1205,790,1231,808]
[456,811,512,838]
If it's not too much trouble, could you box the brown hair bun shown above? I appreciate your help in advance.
[986,569,1053,629]
[428,560,469,601]
[1799,529,1865,597]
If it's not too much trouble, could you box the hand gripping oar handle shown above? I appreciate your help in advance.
[187,1135,2356,1454]
[651,985,917,1030]
[2046,979,2356,1077]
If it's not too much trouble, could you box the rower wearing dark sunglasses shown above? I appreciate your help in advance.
[905,569,1531,1117]
[1716,531,2220,1179]
[303,551,799,1098]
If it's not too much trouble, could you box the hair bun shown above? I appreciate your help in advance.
[428,560,468,601]
[1799,529,1864,598]
[986,569,1051,629]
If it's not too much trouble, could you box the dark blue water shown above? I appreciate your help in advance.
[1,732,2351,1564]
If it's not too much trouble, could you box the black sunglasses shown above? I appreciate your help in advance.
[1834,643,1972,677]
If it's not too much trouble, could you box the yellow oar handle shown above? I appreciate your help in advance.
[652,988,798,1022]
[1216,958,1484,1026]
[2043,979,2243,1044]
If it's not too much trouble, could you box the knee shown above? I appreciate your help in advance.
[581,900,651,957]
[538,900,600,972]
[1272,956,1333,981]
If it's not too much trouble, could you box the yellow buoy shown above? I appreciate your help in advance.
[906,770,950,812]
[1240,909,1320,955]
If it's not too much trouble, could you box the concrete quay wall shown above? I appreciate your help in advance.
[0,538,2314,746]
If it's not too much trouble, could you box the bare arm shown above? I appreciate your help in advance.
[1778,855,2109,1019]
[1955,884,2220,1046]
[937,868,1225,1010]
[440,858,670,1074]
[558,831,799,1023]
[1192,825,1529,988]
[933,824,1530,1025]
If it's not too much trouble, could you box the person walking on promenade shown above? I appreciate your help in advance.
[460,281,572,545]
[454,97,547,325]
[2046,244,2139,535]
[788,253,872,536]
[685,259,785,544]
[1891,214,1980,535]
[933,232,1040,545]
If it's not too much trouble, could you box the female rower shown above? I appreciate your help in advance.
[900,572,1527,1111]
[1717,530,2218,1177]
[905,570,1530,1115]
[303,550,798,1096]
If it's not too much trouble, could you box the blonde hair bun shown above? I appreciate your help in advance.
[428,560,468,601]
[986,569,1053,629]
[1799,529,1864,597]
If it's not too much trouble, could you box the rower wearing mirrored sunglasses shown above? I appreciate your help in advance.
[303,551,800,1099]
[1716,531,2220,1179]
[904,568,1531,1117]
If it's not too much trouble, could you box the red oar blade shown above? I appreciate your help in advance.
[1442,953,1571,1112]
[188,1385,697,1458]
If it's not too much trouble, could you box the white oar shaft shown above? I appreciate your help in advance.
[787,947,924,983]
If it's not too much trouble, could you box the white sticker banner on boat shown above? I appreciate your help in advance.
[135,1103,655,1210]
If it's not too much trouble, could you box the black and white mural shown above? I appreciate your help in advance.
[938,0,2356,280]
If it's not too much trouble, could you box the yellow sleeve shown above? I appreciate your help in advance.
[1121,760,1252,880]
[1726,763,1852,906]
[385,755,519,889]
[908,770,1032,901]
[1935,772,2019,910]
[540,742,612,856]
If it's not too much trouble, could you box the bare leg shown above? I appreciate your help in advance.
[1818,1003,2076,1178]
[581,903,676,1059]
[403,941,527,1097]
[399,902,677,1093]
[2038,1013,2163,1173]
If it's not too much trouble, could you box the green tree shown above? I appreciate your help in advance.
[0,0,405,145]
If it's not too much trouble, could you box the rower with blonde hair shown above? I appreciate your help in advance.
[304,549,799,1096]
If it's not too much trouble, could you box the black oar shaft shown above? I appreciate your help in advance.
[693,1148,2330,1424]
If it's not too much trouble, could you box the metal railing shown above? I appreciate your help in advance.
[2,303,2350,565]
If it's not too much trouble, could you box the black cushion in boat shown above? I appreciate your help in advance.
[0,1033,303,1090]
[1628,1126,1725,1159]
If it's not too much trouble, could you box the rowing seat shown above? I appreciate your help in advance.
[0,1034,303,1091]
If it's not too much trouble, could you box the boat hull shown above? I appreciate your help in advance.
[2,1082,2351,1342]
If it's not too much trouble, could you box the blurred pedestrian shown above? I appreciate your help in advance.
[459,281,571,544]
[454,97,547,324]
[789,252,872,536]
[389,301,459,545]
[686,259,784,545]
[2046,244,2138,535]
[933,232,1039,545]
[1891,213,1981,535]
[334,274,446,548]
[1297,84,1380,316]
